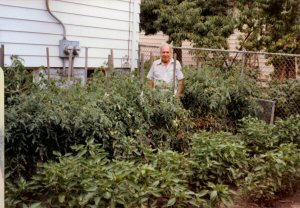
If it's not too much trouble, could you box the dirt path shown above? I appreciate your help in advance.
[229,188,300,208]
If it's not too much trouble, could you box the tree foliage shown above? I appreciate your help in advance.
[236,0,300,53]
[140,0,236,48]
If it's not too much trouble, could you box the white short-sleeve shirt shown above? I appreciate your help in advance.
[147,58,184,91]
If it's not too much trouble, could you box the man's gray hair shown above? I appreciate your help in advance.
[159,43,172,52]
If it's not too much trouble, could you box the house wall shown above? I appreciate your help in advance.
[0,0,140,68]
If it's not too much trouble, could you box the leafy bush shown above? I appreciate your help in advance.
[240,143,300,203]
[6,140,207,208]
[181,66,260,131]
[239,116,300,154]
[238,116,300,203]
[265,79,300,119]
[191,131,249,186]
[4,56,35,107]
[5,70,193,177]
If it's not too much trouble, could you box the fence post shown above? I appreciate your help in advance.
[241,49,246,77]
[85,47,88,85]
[105,54,111,95]
[173,53,177,95]
[295,56,299,80]
[110,49,114,69]
[46,47,50,81]
[0,67,4,208]
[150,52,154,65]
[0,45,4,68]
[138,44,141,68]
[140,53,145,95]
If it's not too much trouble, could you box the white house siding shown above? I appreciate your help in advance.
[0,0,140,68]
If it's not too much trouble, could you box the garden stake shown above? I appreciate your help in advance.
[0,67,4,206]
[85,47,88,85]
[46,47,50,81]
[105,54,111,96]
[140,53,145,96]
[173,53,177,96]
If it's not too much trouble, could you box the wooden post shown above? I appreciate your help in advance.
[138,44,141,68]
[0,45,4,68]
[105,54,111,95]
[295,57,299,80]
[150,52,154,65]
[140,53,145,92]
[173,53,177,95]
[241,50,246,77]
[110,49,114,69]
[67,49,72,81]
[85,47,88,85]
[0,67,4,207]
[46,47,50,81]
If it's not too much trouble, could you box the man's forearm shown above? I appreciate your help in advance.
[150,80,155,89]
[177,79,184,96]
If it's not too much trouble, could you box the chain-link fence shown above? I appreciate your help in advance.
[139,44,300,120]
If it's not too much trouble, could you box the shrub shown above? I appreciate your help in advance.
[240,143,300,203]
[181,66,260,131]
[5,71,193,177]
[239,116,300,154]
[191,131,249,186]
[266,79,300,119]
[5,140,207,208]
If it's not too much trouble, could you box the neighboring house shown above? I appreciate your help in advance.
[0,0,140,81]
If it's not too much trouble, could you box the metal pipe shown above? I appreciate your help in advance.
[46,0,67,40]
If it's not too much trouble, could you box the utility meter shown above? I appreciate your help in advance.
[59,40,80,58]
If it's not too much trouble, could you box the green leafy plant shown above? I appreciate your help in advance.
[181,66,261,131]
[6,140,207,208]
[239,116,300,154]
[240,143,300,203]
[191,131,249,186]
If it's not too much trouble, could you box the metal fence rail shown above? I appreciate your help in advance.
[139,44,300,120]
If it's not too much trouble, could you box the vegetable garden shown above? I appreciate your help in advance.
[4,57,300,208]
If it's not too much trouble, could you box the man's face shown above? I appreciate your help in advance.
[160,46,171,64]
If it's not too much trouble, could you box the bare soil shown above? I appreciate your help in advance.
[229,188,300,208]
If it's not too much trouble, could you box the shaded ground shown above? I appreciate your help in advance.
[229,186,300,208]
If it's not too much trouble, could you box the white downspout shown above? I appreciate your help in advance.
[131,0,138,72]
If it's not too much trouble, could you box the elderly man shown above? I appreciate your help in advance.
[147,43,184,96]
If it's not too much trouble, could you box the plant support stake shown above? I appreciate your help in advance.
[0,67,4,207]
[85,47,88,85]
[173,53,177,95]
[46,47,50,81]
[140,53,145,96]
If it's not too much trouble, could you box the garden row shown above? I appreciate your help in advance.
[4,58,300,207]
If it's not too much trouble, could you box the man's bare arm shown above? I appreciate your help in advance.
[177,79,184,97]
[149,80,155,89]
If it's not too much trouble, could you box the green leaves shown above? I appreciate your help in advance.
[6,141,206,208]
[140,0,235,47]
